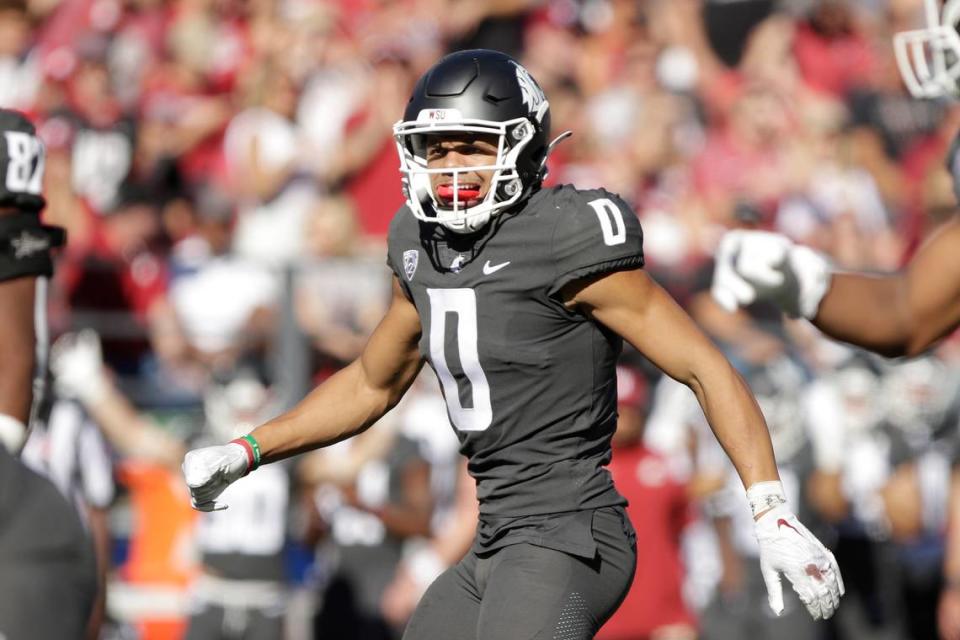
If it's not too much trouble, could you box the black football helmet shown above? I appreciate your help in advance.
[393,49,565,234]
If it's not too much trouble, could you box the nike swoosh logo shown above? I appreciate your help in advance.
[483,260,511,275]
[777,518,800,535]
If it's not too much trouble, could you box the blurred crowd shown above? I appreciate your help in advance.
[6,0,960,638]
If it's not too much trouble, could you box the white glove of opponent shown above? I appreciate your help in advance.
[49,330,110,405]
[748,481,844,620]
[711,230,833,320]
[182,443,250,511]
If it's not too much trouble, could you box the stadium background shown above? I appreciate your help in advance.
[4,0,959,638]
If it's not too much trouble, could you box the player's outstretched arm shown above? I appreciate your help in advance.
[712,220,960,358]
[50,330,186,469]
[820,219,960,356]
[183,278,424,510]
[564,268,843,620]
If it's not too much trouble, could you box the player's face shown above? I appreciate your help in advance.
[425,133,499,209]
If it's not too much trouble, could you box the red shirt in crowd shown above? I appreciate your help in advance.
[597,444,696,640]
[793,22,875,99]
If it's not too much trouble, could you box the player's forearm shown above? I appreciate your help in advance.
[0,276,36,424]
[814,273,915,357]
[251,359,409,464]
[815,219,960,357]
[84,386,184,467]
[688,358,780,488]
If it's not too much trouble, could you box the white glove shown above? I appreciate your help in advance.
[711,230,832,320]
[748,481,844,620]
[182,443,250,511]
[49,330,109,405]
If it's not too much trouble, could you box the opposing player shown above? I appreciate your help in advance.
[0,109,97,639]
[712,0,960,359]
[183,50,843,639]
[713,6,960,637]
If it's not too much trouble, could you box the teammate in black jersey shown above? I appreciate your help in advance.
[0,109,97,639]
[184,50,844,639]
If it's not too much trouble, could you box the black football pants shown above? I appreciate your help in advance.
[403,506,637,640]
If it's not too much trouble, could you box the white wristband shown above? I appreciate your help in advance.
[0,414,27,454]
[746,480,787,519]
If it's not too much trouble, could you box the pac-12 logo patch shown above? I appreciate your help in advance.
[403,249,419,281]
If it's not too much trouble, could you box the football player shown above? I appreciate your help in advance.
[0,109,97,639]
[183,50,843,639]
[712,4,960,637]
[712,0,960,358]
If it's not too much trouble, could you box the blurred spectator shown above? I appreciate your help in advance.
[693,82,796,225]
[597,366,697,640]
[0,0,40,110]
[340,54,416,238]
[878,355,960,640]
[59,183,169,376]
[805,354,905,639]
[380,372,475,630]
[51,330,296,640]
[304,421,434,640]
[58,33,137,217]
[225,62,317,268]
[295,194,390,374]
[792,0,876,98]
[163,186,278,378]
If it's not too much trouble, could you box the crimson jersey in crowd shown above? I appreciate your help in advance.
[597,444,695,640]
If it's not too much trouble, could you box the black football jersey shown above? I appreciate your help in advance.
[0,110,45,213]
[387,185,645,531]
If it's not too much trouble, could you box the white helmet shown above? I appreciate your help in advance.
[894,0,960,98]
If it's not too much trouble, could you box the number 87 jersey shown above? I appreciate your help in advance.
[387,184,645,521]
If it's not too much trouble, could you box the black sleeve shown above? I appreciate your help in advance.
[0,213,65,282]
[548,187,644,296]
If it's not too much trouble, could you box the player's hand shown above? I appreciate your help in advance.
[711,230,832,320]
[749,482,844,620]
[50,330,109,404]
[181,443,249,511]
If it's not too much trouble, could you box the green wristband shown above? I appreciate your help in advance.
[242,434,261,470]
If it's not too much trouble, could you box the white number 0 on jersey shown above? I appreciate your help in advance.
[427,288,493,432]
[588,198,626,246]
